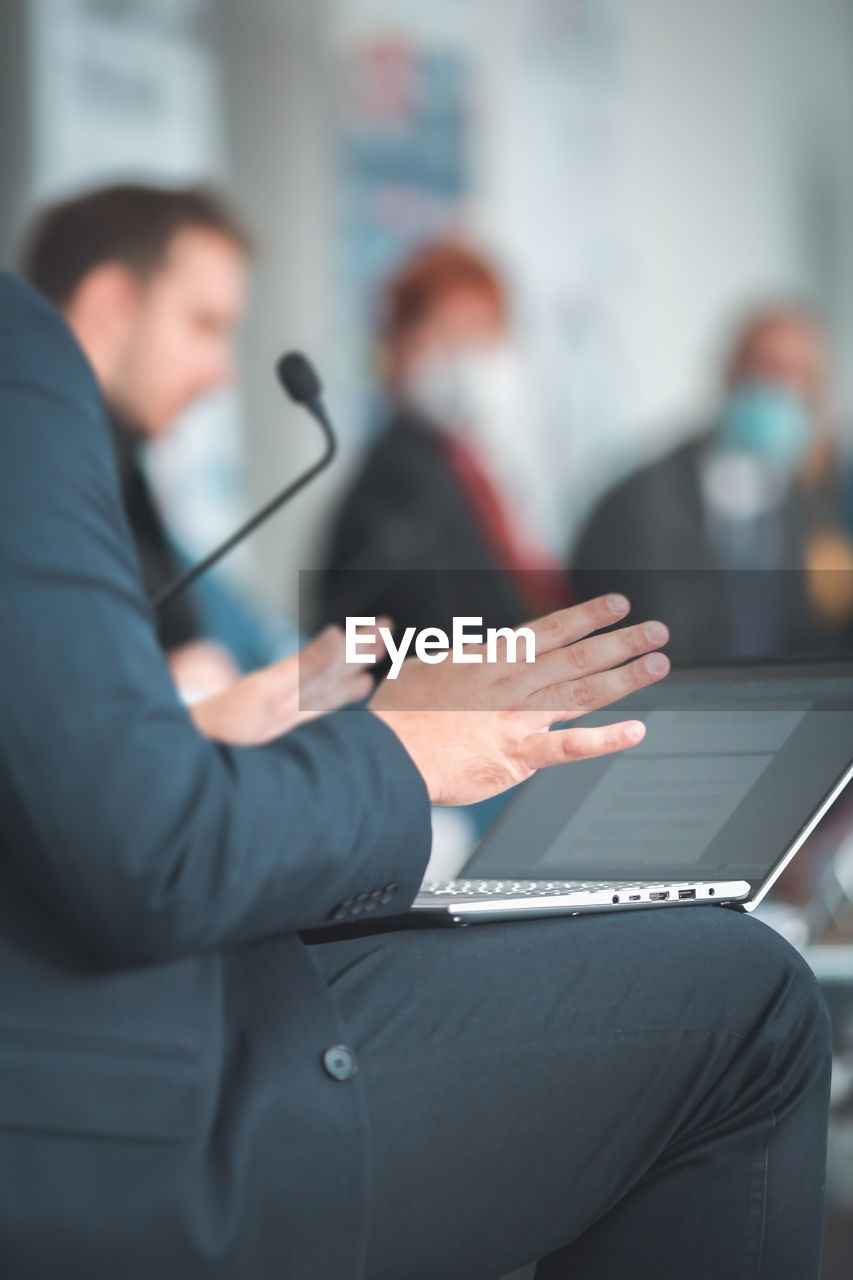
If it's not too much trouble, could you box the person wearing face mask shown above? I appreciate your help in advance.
[570,304,852,662]
[317,241,570,647]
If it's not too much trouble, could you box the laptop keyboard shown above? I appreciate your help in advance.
[421,880,671,898]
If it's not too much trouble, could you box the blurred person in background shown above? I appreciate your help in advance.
[20,182,287,699]
[571,304,853,662]
[318,241,570,643]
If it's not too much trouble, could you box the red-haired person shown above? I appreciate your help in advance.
[319,242,570,642]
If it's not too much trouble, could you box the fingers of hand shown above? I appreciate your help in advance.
[524,619,669,695]
[520,720,646,771]
[298,626,346,683]
[526,593,631,655]
[300,619,388,694]
[524,649,670,717]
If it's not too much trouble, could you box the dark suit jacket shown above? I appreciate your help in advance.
[317,411,531,642]
[0,273,431,1278]
[570,433,846,663]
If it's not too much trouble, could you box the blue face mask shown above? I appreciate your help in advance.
[719,382,812,468]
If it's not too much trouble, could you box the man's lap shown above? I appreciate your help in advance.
[305,907,825,1280]
[306,905,813,1059]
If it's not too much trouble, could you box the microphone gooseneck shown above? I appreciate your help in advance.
[153,352,337,611]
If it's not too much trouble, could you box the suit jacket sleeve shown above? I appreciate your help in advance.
[0,276,431,965]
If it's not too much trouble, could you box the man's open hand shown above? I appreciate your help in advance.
[369,594,669,805]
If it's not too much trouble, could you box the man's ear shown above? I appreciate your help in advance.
[64,263,142,370]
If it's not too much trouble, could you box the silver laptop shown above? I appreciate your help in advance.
[411,660,853,924]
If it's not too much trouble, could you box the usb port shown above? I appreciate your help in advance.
[649,891,670,902]
[678,889,697,901]
[628,894,641,902]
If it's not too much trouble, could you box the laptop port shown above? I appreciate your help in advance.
[678,889,697,901]
[628,894,641,902]
[649,891,670,902]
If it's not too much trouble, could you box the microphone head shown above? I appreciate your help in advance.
[277,351,323,406]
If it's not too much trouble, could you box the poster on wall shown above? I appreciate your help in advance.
[333,38,472,435]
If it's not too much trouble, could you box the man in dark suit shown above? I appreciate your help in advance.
[0,271,833,1279]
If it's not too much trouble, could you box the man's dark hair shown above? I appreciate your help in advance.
[19,182,251,307]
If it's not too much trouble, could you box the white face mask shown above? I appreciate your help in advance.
[401,341,558,550]
[402,341,524,445]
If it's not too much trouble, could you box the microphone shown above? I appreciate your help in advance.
[153,352,337,610]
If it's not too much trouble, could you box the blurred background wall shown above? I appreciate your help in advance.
[2,0,852,618]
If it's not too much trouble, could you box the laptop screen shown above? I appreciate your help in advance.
[463,661,853,894]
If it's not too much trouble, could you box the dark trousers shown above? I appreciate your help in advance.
[307,906,832,1280]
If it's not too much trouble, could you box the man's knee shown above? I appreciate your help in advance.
[647,908,830,1066]
[724,915,832,1096]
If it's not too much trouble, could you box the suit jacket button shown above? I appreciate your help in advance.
[379,882,398,905]
[323,1045,358,1081]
